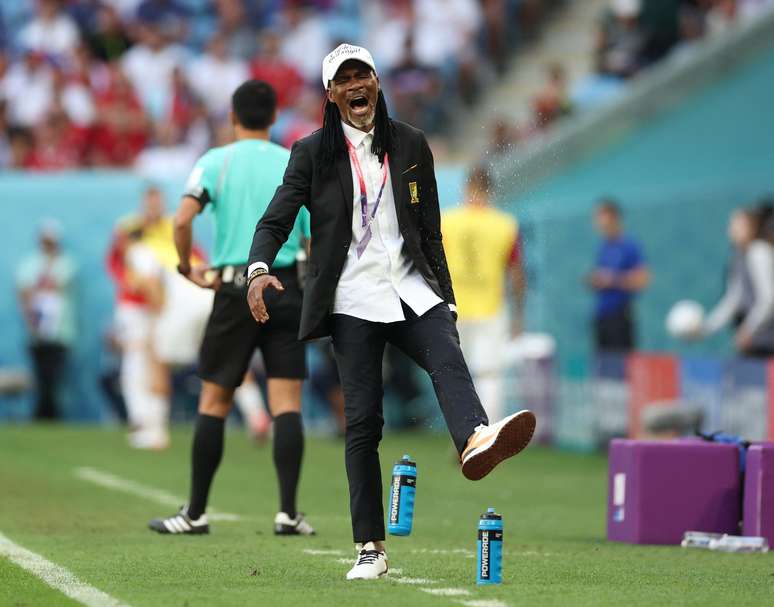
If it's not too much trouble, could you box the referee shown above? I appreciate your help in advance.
[148,80,314,536]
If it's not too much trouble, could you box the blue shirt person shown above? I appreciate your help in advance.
[587,199,649,352]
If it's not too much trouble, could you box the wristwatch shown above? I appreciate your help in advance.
[246,266,268,287]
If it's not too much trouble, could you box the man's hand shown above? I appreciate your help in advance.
[247,274,285,323]
[184,265,221,290]
[735,329,752,353]
[586,270,615,290]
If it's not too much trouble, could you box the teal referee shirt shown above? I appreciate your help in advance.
[185,139,310,268]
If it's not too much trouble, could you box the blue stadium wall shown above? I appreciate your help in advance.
[508,43,774,372]
[0,167,466,422]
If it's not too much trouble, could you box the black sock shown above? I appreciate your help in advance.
[188,414,225,519]
[273,412,304,519]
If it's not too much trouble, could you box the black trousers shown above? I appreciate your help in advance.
[331,302,488,543]
[29,342,68,420]
[594,305,635,353]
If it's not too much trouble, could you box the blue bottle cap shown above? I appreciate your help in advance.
[398,455,416,467]
[481,507,501,520]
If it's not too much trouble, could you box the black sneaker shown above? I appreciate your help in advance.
[148,506,209,535]
[274,512,316,536]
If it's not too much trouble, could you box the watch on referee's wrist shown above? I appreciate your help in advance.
[247,266,268,287]
[177,263,191,276]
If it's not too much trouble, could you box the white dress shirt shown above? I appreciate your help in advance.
[334,122,442,322]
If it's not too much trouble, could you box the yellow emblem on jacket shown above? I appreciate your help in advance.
[409,181,419,204]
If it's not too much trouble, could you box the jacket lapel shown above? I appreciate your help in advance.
[336,152,354,219]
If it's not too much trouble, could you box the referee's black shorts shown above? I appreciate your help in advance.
[198,264,306,388]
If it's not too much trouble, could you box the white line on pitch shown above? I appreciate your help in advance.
[410,548,476,558]
[458,601,509,607]
[0,531,131,607]
[389,576,437,585]
[421,588,472,596]
[303,549,346,556]
[73,467,242,522]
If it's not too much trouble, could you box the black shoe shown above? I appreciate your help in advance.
[148,506,209,535]
[274,512,315,535]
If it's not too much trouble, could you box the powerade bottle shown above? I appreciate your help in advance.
[387,455,416,536]
[477,507,503,585]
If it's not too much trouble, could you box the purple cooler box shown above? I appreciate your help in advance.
[607,439,740,544]
[743,444,774,543]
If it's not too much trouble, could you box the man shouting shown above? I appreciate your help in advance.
[246,44,536,580]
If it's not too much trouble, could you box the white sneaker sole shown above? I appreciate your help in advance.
[346,562,389,580]
[346,571,388,580]
[461,410,536,481]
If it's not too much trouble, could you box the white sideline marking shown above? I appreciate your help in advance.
[421,588,471,596]
[411,548,476,558]
[303,548,509,607]
[389,576,436,585]
[0,532,131,607]
[74,467,241,522]
[303,549,346,556]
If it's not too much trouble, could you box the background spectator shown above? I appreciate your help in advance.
[702,204,774,357]
[596,0,647,79]
[186,31,249,120]
[91,61,149,166]
[19,0,80,61]
[587,199,650,354]
[16,219,78,420]
[85,4,133,62]
[1,51,54,129]
[121,22,186,121]
[441,167,526,421]
[250,30,304,110]
[277,2,330,85]
[532,62,572,130]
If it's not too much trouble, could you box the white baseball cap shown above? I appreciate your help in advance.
[321,43,377,88]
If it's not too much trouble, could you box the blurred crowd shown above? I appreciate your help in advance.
[0,0,558,172]
[484,0,774,159]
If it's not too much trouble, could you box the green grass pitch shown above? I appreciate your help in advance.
[1,425,772,606]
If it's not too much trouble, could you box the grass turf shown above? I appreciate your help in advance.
[0,425,772,607]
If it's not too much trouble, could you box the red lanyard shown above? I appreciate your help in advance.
[345,137,389,258]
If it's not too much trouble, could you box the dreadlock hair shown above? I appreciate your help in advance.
[318,89,395,174]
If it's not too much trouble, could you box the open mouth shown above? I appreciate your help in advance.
[348,95,370,115]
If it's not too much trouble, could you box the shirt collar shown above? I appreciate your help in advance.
[341,121,374,150]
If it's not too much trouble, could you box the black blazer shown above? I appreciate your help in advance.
[248,119,456,341]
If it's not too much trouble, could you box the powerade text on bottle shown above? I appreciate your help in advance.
[477,507,503,585]
[387,455,416,536]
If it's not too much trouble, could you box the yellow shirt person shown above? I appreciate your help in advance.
[442,167,525,421]
[443,205,518,320]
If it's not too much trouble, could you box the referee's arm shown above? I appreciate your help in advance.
[174,195,217,289]
[173,196,200,273]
